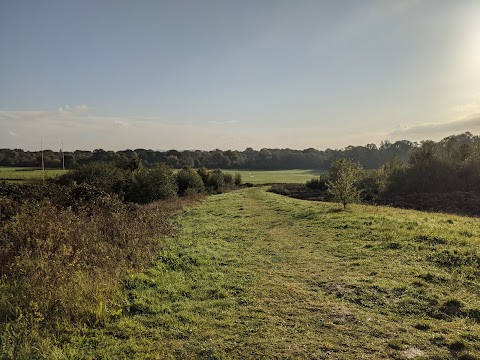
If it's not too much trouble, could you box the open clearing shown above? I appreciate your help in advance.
[59,187,480,359]
[0,167,67,181]
[0,167,319,184]
[223,169,323,184]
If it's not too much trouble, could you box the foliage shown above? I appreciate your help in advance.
[0,189,182,358]
[2,132,480,175]
[306,174,328,190]
[385,133,480,194]
[205,170,225,193]
[327,158,364,209]
[195,168,238,193]
[356,171,382,202]
[33,188,480,359]
[0,136,423,170]
[176,166,205,196]
[126,164,178,204]
[234,172,242,186]
[61,162,128,195]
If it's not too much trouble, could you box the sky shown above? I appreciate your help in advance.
[1,0,480,151]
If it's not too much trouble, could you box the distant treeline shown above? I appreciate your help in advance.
[271,131,480,216]
[1,138,420,170]
[2,132,478,171]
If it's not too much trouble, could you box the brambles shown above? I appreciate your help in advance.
[0,160,242,357]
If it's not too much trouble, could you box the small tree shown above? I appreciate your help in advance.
[63,162,128,195]
[327,158,363,209]
[206,170,225,193]
[126,164,178,204]
[234,172,242,186]
[176,166,205,196]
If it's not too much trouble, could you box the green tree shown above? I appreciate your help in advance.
[327,158,363,209]
[234,172,242,186]
[64,162,128,195]
[206,169,225,193]
[176,166,205,196]
[126,164,177,204]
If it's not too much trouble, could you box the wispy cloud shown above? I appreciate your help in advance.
[113,120,130,128]
[208,120,237,125]
[0,105,243,150]
[450,96,480,119]
[390,114,480,138]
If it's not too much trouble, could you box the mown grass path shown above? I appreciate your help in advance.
[70,188,480,359]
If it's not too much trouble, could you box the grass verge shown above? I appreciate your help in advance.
[37,187,480,359]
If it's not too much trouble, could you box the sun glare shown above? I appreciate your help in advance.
[461,11,480,81]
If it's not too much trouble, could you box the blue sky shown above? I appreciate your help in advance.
[1,0,480,151]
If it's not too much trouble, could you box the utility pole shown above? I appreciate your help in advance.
[41,139,45,181]
[62,140,65,171]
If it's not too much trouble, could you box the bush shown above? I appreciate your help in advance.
[0,195,171,322]
[196,166,211,185]
[223,172,234,186]
[306,175,328,191]
[60,162,128,196]
[0,190,180,357]
[234,172,242,186]
[176,166,205,196]
[357,171,382,202]
[126,164,178,204]
[195,168,238,193]
[206,170,225,193]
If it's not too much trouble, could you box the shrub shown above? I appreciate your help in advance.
[176,166,205,196]
[0,192,179,357]
[206,170,225,193]
[196,166,211,185]
[234,172,242,186]
[306,175,328,191]
[60,162,128,196]
[126,164,178,204]
[357,171,382,202]
[223,172,234,186]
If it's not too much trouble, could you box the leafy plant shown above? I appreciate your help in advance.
[327,158,364,209]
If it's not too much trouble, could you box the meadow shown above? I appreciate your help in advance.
[222,169,323,184]
[0,167,321,184]
[0,167,67,181]
[43,187,480,359]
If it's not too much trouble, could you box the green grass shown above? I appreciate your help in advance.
[0,167,67,181]
[223,169,323,184]
[45,188,480,359]
[0,167,320,184]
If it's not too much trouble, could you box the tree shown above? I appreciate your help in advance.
[176,166,204,196]
[64,162,128,195]
[125,164,177,204]
[327,158,363,209]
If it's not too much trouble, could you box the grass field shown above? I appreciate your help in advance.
[0,167,67,181]
[223,169,323,184]
[49,187,480,359]
[0,167,318,184]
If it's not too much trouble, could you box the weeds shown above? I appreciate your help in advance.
[0,187,187,358]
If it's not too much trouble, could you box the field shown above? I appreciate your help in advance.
[0,167,67,181]
[53,187,480,359]
[0,167,319,184]
[223,169,323,184]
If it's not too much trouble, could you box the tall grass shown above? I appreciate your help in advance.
[0,189,193,358]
